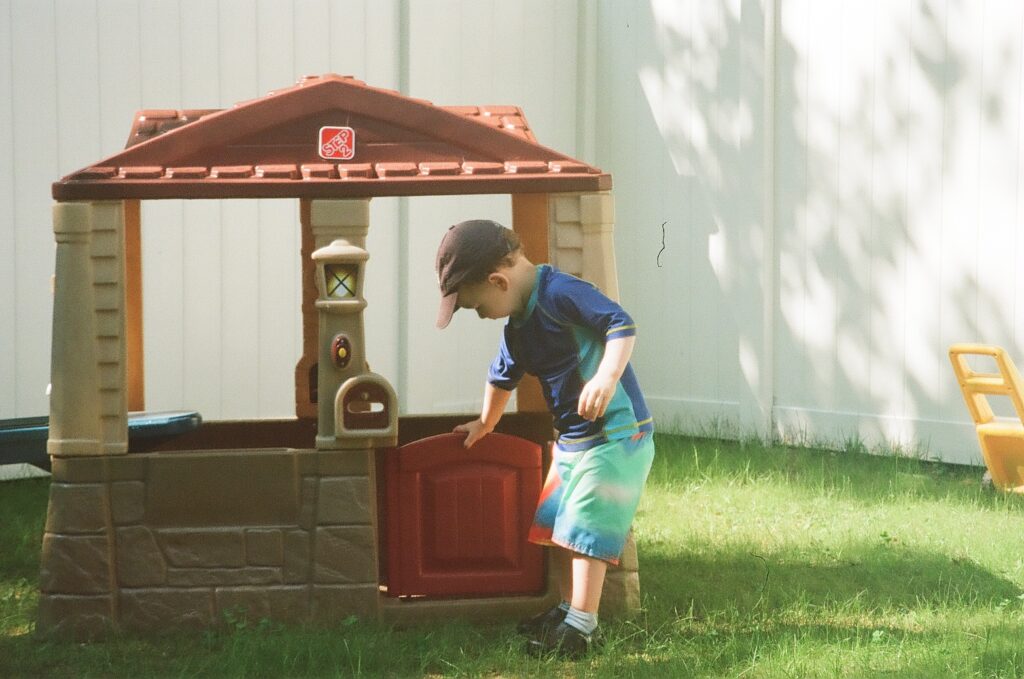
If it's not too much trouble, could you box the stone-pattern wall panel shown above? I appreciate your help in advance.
[115,526,166,587]
[37,448,380,637]
[38,440,640,635]
[39,535,111,595]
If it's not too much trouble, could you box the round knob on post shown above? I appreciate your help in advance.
[331,334,352,369]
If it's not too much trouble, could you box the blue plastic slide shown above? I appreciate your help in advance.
[0,411,201,471]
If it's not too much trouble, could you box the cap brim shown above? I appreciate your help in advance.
[436,291,458,329]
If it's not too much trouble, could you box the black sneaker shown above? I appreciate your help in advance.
[516,605,567,636]
[526,621,599,659]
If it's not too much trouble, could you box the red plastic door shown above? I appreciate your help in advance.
[383,432,544,598]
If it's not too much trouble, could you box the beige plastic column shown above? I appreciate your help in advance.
[50,202,101,455]
[309,199,371,441]
[550,191,640,618]
[548,191,620,300]
[297,199,371,419]
[92,202,128,453]
[579,191,619,301]
[549,193,584,279]
[311,199,370,250]
[511,194,549,414]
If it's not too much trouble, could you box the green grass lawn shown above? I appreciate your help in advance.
[4,434,1024,678]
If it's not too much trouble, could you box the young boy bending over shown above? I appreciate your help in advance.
[435,219,655,659]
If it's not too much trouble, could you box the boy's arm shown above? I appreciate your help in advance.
[454,382,513,448]
[578,335,635,421]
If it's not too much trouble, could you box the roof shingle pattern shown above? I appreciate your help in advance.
[54,74,609,200]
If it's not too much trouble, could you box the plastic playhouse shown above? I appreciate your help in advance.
[950,344,1024,491]
[39,75,639,637]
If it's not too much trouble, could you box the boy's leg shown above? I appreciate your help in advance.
[526,435,654,656]
[516,547,572,636]
[556,547,573,602]
[526,551,604,658]
[570,553,607,614]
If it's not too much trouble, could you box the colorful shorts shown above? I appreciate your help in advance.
[528,433,655,565]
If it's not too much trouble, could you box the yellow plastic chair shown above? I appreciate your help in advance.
[949,344,1024,492]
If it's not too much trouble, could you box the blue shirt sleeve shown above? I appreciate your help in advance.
[487,326,526,391]
[547,274,637,341]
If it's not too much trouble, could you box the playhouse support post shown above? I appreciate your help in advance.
[304,198,382,621]
[124,199,144,412]
[41,200,130,638]
[92,201,129,454]
[49,202,102,456]
[579,191,620,301]
[548,191,618,299]
[297,200,317,419]
[49,200,128,456]
[549,194,583,281]
[548,191,641,618]
[296,199,371,420]
[309,199,370,249]
[308,199,370,443]
[511,193,550,415]
[577,191,642,618]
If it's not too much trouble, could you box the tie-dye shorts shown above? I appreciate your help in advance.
[528,433,655,565]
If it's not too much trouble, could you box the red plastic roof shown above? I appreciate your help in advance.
[53,74,610,201]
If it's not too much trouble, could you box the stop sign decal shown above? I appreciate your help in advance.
[318,126,355,160]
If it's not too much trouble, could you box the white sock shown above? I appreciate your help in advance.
[557,600,571,612]
[563,606,598,635]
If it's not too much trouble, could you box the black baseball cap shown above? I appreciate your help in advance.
[435,219,514,329]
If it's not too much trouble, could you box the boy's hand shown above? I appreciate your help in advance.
[578,373,617,421]
[454,419,493,448]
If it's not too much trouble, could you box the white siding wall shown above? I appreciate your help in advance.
[4,0,1023,464]
[0,0,581,421]
[601,0,768,438]
[599,0,1024,464]
[771,0,1024,462]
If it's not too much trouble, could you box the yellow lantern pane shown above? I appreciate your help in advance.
[325,264,357,299]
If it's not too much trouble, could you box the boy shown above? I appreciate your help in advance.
[435,219,655,658]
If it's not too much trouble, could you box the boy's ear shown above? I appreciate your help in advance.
[487,271,510,291]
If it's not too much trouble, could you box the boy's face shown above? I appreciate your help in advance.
[455,273,516,321]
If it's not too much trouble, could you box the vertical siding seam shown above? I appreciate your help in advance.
[216,1,225,416]
[7,0,18,412]
[326,0,333,70]
[178,0,186,409]
[95,0,103,165]
[902,12,912,421]
[688,0,695,402]
[1015,6,1024,350]
[396,0,410,411]
[802,0,809,404]
[937,0,948,403]
[832,1,843,415]
[691,1,703,406]
[136,1,142,127]
[575,1,596,169]
[763,0,778,440]
[51,0,60,174]
[291,0,297,83]
[254,0,262,416]
[132,3,143,413]
[973,3,985,340]
[866,0,877,418]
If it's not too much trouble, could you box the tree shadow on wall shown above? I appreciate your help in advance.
[627,0,1021,455]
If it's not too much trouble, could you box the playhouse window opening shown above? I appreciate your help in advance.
[137,198,304,428]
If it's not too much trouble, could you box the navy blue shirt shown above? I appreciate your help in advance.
[488,265,653,451]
